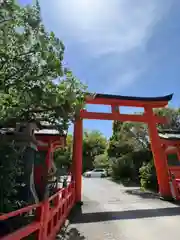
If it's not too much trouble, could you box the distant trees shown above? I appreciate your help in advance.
[54,130,108,174]
[108,107,180,189]
[94,154,109,169]
[54,107,180,191]
[155,108,180,130]
[82,130,107,172]
[54,135,73,172]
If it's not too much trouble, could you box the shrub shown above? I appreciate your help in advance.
[111,154,134,181]
[130,149,152,182]
[139,159,158,191]
[93,154,109,169]
[107,140,134,159]
[0,144,24,213]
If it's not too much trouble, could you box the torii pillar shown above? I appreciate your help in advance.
[72,117,83,204]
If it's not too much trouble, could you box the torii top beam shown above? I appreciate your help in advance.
[85,93,173,108]
[80,93,173,123]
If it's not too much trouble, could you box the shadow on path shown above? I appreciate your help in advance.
[125,189,180,207]
[125,189,159,199]
[69,206,180,224]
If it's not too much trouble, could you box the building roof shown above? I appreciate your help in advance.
[35,129,65,136]
[158,130,180,140]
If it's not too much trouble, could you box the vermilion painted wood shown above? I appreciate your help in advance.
[0,182,75,240]
[72,119,83,203]
[145,106,171,197]
[80,110,167,124]
[73,94,173,204]
[0,203,41,221]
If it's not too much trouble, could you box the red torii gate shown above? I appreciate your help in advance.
[72,93,173,203]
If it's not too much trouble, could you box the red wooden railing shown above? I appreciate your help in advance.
[0,181,75,240]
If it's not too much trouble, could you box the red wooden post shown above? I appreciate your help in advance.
[145,107,171,199]
[72,118,83,203]
[40,200,50,239]
[35,204,44,240]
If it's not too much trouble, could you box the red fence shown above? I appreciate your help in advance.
[0,182,75,240]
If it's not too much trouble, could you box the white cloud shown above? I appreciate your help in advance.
[48,0,171,55]
[109,69,145,93]
[40,0,172,91]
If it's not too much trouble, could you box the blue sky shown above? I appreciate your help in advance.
[20,0,180,137]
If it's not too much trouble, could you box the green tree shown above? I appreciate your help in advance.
[111,155,135,181]
[54,134,73,172]
[107,139,134,159]
[83,130,107,172]
[108,120,151,182]
[155,107,180,130]
[0,0,87,130]
[108,107,180,186]
[111,121,124,141]
[0,0,88,214]
[121,122,149,149]
[112,121,149,149]
[94,153,109,169]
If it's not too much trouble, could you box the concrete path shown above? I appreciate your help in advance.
[58,178,180,240]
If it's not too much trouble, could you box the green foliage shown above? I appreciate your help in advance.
[94,154,109,169]
[54,131,108,174]
[130,149,152,177]
[107,123,136,181]
[155,108,180,130]
[82,130,107,172]
[107,139,134,159]
[121,122,149,149]
[139,160,158,191]
[0,0,87,131]
[111,154,134,181]
[108,107,180,187]
[0,143,25,213]
[54,135,73,172]
[54,148,71,171]
[111,121,124,140]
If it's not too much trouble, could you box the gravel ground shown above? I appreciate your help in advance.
[57,177,180,240]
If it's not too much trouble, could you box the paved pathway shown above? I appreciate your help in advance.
[58,178,180,240]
